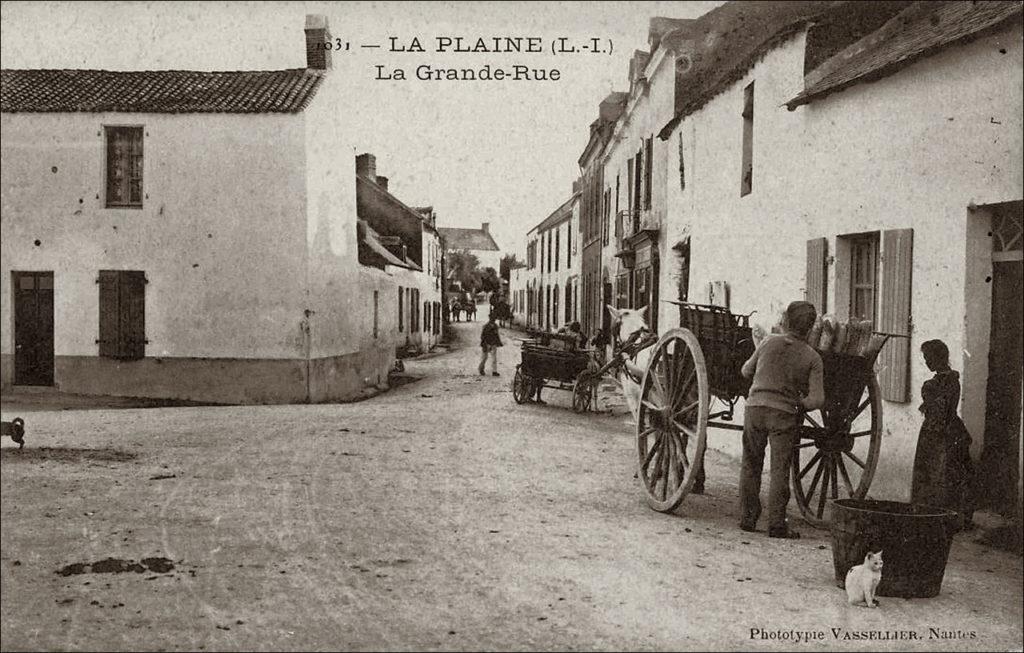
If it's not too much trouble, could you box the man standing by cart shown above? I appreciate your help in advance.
[739,300,824,539]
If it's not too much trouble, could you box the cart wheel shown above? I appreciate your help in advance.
[791,375,882,528]
[512,366,530,404]
[636,328,710,513]
[572,371,598,413]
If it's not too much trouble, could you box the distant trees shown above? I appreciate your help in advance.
[480,267,502,294]
[500,253,524,281]
[446,249,482,294]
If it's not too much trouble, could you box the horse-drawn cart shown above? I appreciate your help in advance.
[635,301,898,528]
[512,332,596,411]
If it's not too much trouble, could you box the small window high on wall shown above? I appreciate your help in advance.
[106,126,144,208]
[740,82,754,197]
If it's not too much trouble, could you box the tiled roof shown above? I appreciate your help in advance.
[658,0,839,139]
[0,68,324,113]
[438,227,500,252]
[787,1,1023,108]
[532,193,578,234]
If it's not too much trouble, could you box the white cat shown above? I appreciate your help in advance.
[845,550,883,608]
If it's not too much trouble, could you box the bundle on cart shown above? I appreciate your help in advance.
[807,315,887,363]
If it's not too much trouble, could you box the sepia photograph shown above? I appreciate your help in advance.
[1,1,1022,650]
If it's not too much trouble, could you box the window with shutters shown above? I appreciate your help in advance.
[97,270,146,360]
[398,287,404,332]
[740,82,754,197]
[105,126,143,208]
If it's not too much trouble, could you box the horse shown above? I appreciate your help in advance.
[605,304,652,420]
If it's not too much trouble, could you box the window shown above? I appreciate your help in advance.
[553,285,560,329]
[412,289,420,332]
[614,175,621,240]
[555,228,560,272]
[616,273,630,309]
[849,235,878,323]
[741,82,754,197]
[105,126,143,208]
[626,159,634,220]
[424,300,430,333]
[564,282,572,324]
[373,291,379,339]
[633,147,643,217]
[98,270,146,360]
[830,229,914,402]
[547,232,552,272]
[643,137,653,210]
[398,287,404,332]
[598,188,606,246]
[678,131,686,191]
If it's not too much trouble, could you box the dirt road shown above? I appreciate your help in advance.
[1,323,1021,651]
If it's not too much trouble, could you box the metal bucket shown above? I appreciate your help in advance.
[830,499,959,598]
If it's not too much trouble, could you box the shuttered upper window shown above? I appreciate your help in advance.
[105,127,143,208]
[98,270,146,360]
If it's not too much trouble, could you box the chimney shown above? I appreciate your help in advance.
[481,222,490,234]
[305,14,331,70]
[376,176,389,191]
[355,153,376,180]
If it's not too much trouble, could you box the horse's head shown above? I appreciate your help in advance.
[606,304,649,343]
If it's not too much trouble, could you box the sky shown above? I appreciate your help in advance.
[0,0,722,258]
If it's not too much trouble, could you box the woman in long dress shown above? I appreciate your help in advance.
[911,339,975,530]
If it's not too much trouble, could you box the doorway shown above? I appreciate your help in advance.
[13,271,55,386]
[979,201,1023,516]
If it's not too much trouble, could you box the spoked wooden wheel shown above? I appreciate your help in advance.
[791,375,882,528]
[512,366,530,404]
[636,329,710,512]
[572,370,598,413]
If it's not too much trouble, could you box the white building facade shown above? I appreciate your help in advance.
[1,15,397,404]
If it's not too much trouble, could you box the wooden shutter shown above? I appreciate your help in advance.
[805,237,828,314]
[398,287,404,332]
[878,228,913,402]
[122,271,147,360]
[97,270,120,358]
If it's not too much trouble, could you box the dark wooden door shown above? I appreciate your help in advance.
[980,259,1023,515]
[13,271,54,386]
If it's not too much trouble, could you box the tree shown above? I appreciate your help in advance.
[446,249,482,294]
[480,267,502,294]
[500,253,524,281]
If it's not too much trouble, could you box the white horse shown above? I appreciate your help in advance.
[605,304,652,420]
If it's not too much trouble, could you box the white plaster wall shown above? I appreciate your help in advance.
[537,218,573,330]
[0,111,308,361]
[661,25,1023,498]
[601,46,678,300]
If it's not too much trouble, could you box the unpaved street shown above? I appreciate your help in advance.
[1,323,1021,652]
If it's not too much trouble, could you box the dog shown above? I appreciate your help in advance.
[1,417,26,449]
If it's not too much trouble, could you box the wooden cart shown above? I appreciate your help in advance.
[512,332,596,411]
[635,302,896,528]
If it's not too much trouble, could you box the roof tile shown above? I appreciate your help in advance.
[0,68,324,113]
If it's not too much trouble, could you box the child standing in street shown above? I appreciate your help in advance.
[479,314,503,377]
[739,300,824,539]
[911,339,975,530]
